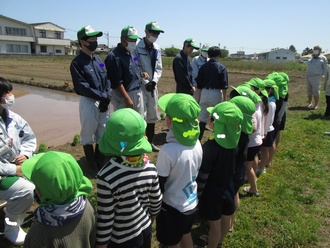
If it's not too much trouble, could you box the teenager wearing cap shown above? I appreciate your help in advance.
[133,22,164,152]
[21,151,95,248]
[96,108,162,248]
[196,46,229,140]
[155,93,202,248]
[191,43,210,100]
[0,77,36,245]
[173,38,200,95]
[196,101,243,248]
[105,26,144,116]
[70,25,111,173]
[306,45,328,109]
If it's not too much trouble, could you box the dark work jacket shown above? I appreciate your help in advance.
[173,50,193,95]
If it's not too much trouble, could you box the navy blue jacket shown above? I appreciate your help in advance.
[173,50,194,95]
[196,58,228,90]
[70,51,110,102]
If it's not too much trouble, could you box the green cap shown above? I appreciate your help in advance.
[207,101,243,149]
[231,85,262,103]
[263,79,279,100]
[184,38,199,49]
[247,78,268,98]
[145,22,164,33]
[99,108,151,156]
[121,25,140,39]
[158,93,200,146]
[266,72,288,98]
[77,25,103,41]
[22,151,92,206]
[201,43,211,51]
[230,96,256,135]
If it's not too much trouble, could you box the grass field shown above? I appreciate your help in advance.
[0,55,329,248]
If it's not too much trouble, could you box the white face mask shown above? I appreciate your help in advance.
[126,41,137,52]
[147,35,157,44]
[201,51,208,58]
[313,50,319,56]
[1,95,15,109]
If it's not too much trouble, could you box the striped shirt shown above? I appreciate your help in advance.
[96,157,162,245]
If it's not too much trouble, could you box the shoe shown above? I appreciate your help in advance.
[243,186,260,197]
[314,105,318,110]
[256,169,266,177]
[151,143,160,152]
[199,234,208,244]
[307,103,313,108]
[4,217,27,245]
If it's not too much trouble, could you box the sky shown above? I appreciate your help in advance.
[1,0,330,55]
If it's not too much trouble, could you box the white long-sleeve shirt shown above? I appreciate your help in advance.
[0,109,36,176]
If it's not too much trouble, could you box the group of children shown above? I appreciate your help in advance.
[93,70,289,248]
[17,71,289,248]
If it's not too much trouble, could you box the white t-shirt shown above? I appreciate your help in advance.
[156,130,203,212]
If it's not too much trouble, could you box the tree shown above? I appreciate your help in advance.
[220,49,229,58]
[302,47,313,56]
[289,45,296,52]
[164,47,180,57]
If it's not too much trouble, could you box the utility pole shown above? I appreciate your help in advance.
[104,32,109,48]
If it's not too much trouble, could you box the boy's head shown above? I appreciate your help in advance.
[207,101,243,149]
[158,93,200,146]
[99,108,151,156]
[229,96,256,135]
[21,151,92,206]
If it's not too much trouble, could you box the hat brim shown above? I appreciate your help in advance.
[158,93,175,112]
[149,28,164,33]
[191,44,199,49]
[127,35,141,40]
[21,153,44,179]
[99,132,152,156]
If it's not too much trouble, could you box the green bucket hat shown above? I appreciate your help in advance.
[231,85,262,104]
[207,101,243,149]
[247,78,268,98]
[230,96,256,135]
[158,93,200,146]
[263,79,279,100]
[99,108,151,156]
[21,151,92,206]
[266,72,288,98]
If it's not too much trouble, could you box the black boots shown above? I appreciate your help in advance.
[199,122,206,141]
[146,123,160,152]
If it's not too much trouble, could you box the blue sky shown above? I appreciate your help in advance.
[2,0,330,55]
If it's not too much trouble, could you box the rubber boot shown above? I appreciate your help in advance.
[199,122,206,141]
[146,123,160,152]
[4,211,27,245]
[83,144,97,175]
[95,144,106,171]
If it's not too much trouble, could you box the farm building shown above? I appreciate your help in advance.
[257,48,296,62]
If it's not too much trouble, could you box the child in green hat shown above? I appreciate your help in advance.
[96,108,162,248]
[21,151,95,248]
[196,101,243,247]
[156,93,202,248]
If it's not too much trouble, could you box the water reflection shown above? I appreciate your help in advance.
[11,83,81,147]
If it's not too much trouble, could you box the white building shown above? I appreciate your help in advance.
[0,15,35,54]
[30,22,70,55]
[257,48,296,62]
[0,15,70,55]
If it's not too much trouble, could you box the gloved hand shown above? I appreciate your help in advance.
[98,99,110,113]
[145,81,156,97]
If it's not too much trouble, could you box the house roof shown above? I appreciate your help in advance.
[0,14,31,27]
[258,48,295,55]
[30,22,65,31]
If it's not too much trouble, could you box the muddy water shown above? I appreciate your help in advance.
[10,84,81,147]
